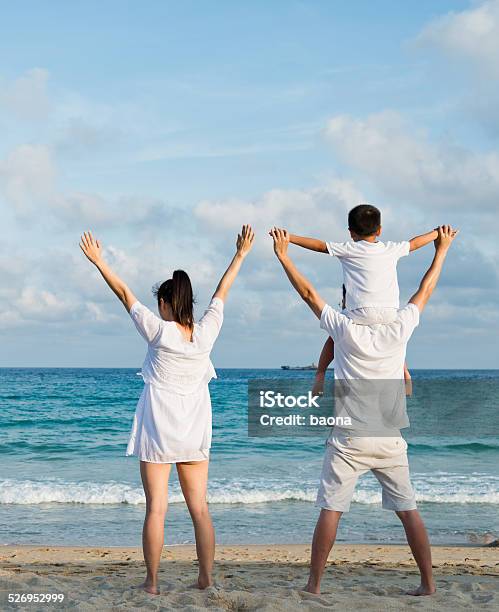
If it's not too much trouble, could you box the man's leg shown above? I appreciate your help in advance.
[396,510,436,595]
[305,509,342,594]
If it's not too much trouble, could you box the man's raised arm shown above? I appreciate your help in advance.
[270,228,325,319]
[409,225,458,313]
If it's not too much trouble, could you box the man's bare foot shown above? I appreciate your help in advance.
[407,584,436,596]
[132,581,160,595]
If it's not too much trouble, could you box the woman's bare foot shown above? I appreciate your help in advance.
[407,583,436,596]
[302,582,320,594]
[132,581,160,595]
[197,575,213,590]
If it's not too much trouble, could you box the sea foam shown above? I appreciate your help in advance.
[1,478,498,506]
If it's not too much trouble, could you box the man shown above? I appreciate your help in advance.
[270,225,458,596]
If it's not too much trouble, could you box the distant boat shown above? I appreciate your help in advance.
[281,363,317,371]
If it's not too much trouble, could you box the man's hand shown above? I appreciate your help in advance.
[409,224,458,313]
[80,231,103,265]
[236,224,255,258]
[434,225,459,252]
[270,227,290,260]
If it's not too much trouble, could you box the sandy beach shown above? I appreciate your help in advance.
[1,544,497,610]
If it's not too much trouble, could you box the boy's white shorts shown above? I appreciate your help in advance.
[344,307,398,325]
[316,433,417,512]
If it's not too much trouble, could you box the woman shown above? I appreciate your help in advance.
[79,225,254,595]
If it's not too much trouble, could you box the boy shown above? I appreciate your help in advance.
[286,204,438,394]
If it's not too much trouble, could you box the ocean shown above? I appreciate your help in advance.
[1,368,498,547]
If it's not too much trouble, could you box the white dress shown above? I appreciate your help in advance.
[126,297,224,463]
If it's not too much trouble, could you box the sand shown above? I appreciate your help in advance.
[1,544,497,610]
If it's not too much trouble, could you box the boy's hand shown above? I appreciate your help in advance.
[434,225,458,252]
[236,224,255,258]
[80,231,103,265]
[270,227,290,259]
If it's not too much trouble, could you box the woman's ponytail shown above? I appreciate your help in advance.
[171,270,194,329]
[153,269,194,329]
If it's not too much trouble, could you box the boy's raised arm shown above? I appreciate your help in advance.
[288,233,329,253]
[409,228,439,252]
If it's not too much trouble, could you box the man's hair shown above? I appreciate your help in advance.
[348,204,381,237]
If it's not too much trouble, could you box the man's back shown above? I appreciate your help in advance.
[319,302,420,380]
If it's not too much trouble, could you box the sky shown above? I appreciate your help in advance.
[0,0,498,368]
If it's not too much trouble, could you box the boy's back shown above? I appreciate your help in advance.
[326,239,409,311]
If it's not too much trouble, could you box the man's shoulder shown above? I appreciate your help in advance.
[391,303,420,333]
[320,304,350,334]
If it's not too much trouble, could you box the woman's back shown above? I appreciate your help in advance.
[130,297,224,394]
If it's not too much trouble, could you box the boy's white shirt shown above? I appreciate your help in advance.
[326,240,410,310]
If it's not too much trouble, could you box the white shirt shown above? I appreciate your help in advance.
[320,303,420,380]
[320,303,419,434]
[326,240,410,310]
[126,297,224,463]
[129,297,224,394]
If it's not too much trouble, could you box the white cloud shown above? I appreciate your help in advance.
[195,180,364,246]
[54,117,125,158]
[416,0,499,78]
[0,144,56,214]
[324,111,499,241]
[0,68,51,120]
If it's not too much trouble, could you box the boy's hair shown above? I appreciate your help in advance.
[348,204,381,237]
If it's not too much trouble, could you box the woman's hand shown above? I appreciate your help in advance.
[79,231,103,265]
[79,231,137,311]
[236,224,255,257]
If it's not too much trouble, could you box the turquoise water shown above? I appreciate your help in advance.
[0,368,498,546]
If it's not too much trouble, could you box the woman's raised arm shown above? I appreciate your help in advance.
[79,231,137,312]
[213,225,254,302]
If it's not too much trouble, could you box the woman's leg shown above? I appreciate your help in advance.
[139,461,172,594]
[176,460,214,589]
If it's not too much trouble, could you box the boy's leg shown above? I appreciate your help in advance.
[313,337,334,396]
[305,509,342,594]
[404,362,412,397]
[396,510,436,595]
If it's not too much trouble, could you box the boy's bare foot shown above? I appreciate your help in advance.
[407,584,436,596]
[312,374,325,397]
[132,581,160,595]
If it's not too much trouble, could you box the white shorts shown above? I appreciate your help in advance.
[316,433,417,512]
[344,307,398,325]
